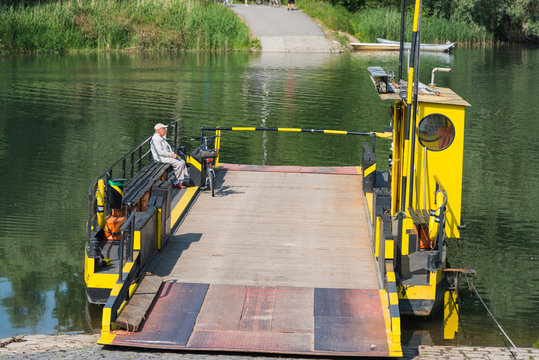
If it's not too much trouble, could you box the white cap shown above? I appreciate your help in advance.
[154,123,168,130]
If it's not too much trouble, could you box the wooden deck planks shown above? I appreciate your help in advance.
[152,169,378,290]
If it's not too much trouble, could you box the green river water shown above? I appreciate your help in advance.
[0,48,537,348]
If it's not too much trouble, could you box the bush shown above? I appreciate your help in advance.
[0,0,253,53]
[297,0,493,45]
[298,0,354,33]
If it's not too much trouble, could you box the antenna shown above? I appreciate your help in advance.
[398,0,406,81]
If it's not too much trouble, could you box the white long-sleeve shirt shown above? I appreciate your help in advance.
[150,132,175,163]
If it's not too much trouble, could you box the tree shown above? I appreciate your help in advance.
[503,0,539,41]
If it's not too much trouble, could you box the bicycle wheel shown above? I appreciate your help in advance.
[210,169,216,197]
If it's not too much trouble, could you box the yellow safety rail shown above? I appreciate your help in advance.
[202,126,392,139]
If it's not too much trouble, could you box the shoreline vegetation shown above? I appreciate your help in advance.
[297,0,494,46]
[0,0,537,54]
[0,0,256,54]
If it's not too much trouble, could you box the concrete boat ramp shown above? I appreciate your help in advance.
[231,5,342,52]
[101,165,397,357]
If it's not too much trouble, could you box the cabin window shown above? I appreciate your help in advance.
[417,114,455,151]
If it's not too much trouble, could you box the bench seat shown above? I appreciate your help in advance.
[123,161,170,208]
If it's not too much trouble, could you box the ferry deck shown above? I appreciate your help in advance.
[103,164,398,357]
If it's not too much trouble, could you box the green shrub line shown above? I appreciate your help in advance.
[297,0,494,46]
[0,0,256,54]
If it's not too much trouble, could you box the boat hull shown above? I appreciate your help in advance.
[376,38,457,52]
[350,40,456,53]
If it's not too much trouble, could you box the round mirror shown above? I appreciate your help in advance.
[417,114,455,151]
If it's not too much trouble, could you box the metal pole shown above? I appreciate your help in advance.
[119,231,124,281]
[106,171,111,216]
[174,122,178,150]
[407,0,422,209]
[398,0,406,81]
[87,191,94,239]
[138,146,142,171]
[130,152,135,178]
[199,126,377,137]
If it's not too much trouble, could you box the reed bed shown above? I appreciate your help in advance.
[0,0,254,53]
[297,0,494,46]
[354,8,493,45]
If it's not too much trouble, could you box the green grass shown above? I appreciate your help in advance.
[295,0,354,34]
[0,0,255,53]
[297,0,494,45]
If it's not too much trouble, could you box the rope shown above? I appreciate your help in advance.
[464,274,522,359]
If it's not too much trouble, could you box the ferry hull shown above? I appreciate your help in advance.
[85,286,111,305]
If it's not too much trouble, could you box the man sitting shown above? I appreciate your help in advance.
[150,123,190,189]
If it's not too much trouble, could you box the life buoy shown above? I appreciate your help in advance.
[96,179,106,229]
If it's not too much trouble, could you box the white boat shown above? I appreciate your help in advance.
[376,38,457,52]
[350,42,402,51]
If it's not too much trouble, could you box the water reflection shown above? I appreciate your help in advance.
[0,49,537,347]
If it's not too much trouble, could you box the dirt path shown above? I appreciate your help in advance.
[230,4,342,52]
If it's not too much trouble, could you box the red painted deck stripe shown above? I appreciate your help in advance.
[218,163,360,175]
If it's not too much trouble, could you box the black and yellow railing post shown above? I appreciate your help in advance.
[375,214,402,357]
[214,128,221,168]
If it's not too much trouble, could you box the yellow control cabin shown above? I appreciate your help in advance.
[365,64,470,339]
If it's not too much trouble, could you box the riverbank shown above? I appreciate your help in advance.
[296,0,494,45]
[2,334,539,359]
[0,0,498,55]
[0,0,255,54]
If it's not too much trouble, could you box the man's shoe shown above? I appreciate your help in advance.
[174,182,186,189]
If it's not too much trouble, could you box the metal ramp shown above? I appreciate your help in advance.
[110,283,389,356]
[102,165,400,357]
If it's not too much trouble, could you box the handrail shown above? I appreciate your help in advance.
[433,175,448,211]
[200,126,392,139]
[119,212,137,281]
[428,175,448,270]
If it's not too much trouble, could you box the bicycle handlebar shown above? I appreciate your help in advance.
[190,135,221,141]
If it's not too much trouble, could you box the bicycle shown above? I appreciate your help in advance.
[190,135,220,197]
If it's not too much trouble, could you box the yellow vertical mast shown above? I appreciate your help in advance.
[405,0,422,209]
